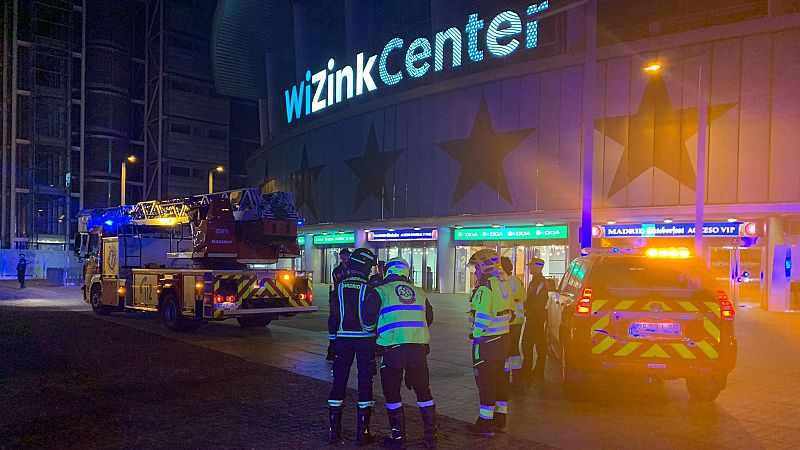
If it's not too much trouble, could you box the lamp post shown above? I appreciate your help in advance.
[121,155,137,206]
[643,55,708,259]
[208,166,224,193]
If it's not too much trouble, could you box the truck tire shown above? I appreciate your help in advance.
[90,285,111,316]
[160,291,198,332]
[685,376,725,402]
[236,316,272,328]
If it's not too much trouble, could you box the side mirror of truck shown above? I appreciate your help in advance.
[73,234,81,257]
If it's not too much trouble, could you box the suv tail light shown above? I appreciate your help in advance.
[576,287,593,315]
[717,290,735,319]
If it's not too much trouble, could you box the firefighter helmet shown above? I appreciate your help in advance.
[348,247,376,275]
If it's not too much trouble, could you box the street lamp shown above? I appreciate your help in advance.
[643,56,708,259]
[208,166,224,193]
[121,155,137,206]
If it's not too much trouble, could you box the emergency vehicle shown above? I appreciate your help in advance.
[74,188,316,331]
[546,247,737,401]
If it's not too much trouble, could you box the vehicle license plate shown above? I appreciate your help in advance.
[629,321,681,338]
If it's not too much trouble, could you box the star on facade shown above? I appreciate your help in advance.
[437,97,534,206]
[597,74,735,198]
[345,124,405,213]
[290,146,324,217]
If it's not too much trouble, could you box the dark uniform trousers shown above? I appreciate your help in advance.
[472,334,510,408]
[379,344,433,405]
[521,310,547,375]
[330,338,377,403]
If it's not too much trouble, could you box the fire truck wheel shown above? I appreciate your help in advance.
[90,285,111,316]
[236,316,272,328]
[160,291,197,332]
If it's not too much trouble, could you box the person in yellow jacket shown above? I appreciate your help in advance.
[465,249,513,437]
[374,257,436,448]
[500,257,526,386]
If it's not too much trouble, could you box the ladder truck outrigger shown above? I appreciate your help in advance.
[74,188,316,331]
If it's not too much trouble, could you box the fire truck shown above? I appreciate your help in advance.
[74,188,316,331]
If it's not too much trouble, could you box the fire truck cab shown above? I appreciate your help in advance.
[75,188,316,331]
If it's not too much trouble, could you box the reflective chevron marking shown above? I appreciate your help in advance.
[703,317,721,342]
[591,299,609,313]
[696,340,720,359]
[592,316,610,336]
[639,344,669,358]
[615,300,635,310]
[613,342,641,356]
[704,302,721,318]
[671,343,696,359]
[677,301,699,312]
[592,336,616,354]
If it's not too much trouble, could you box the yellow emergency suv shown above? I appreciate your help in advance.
[546,247,737,401]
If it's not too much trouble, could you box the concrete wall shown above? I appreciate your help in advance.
[0,250,81,281]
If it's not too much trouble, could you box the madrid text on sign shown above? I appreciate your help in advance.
[284,1,550,123]
[601,222,742,238]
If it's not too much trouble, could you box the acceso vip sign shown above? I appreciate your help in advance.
[284,1,551,123]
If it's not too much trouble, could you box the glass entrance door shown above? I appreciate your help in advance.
[710,245,764,308]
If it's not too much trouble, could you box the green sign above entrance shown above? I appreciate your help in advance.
[312,233,356,245]
[298,236,305,246]
[454,225,568,241]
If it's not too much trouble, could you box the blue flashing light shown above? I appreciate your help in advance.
[104,220,114,226]
[741,271,750,278]
[297,220,304,227]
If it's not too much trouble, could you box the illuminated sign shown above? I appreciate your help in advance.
[312,233,355,245]
[284,1,550,123]
[367,229,438,242]
[454,225,567,241]
[298,236,305,246]
[601,222,743,238]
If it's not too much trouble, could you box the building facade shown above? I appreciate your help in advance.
[200,1,800,311]
[2,0,258,253]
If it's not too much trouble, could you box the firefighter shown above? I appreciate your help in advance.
[521,258,549,381]
[332,248,351,287]
[500,257,526,386]
[369,260,385,287]
[374,257,437,449]
[327,248,380,445]
[327,248,352,361]
[465,249,512,437]
[16,254,27,289]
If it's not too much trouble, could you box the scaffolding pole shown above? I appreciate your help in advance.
[144,0,165,201]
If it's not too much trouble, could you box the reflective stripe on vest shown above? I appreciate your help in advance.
[336,281,375,338]
[375,281,430,346]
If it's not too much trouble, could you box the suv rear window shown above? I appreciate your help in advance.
[590,256,718,292]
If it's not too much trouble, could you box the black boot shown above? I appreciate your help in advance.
[328,406,344,444]
[465,417,495,437]
[493,412,507,433]
[356,406,375,446]
[420,405,438,448]
[383,406,406,448]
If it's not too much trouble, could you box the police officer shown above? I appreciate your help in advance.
[465,249,512,437]
[327,248,352,361]
[374,257,436,449]
[500,257,526,386]
[17,254,27,289]
[327,248,380,445]
[521,258,549,380]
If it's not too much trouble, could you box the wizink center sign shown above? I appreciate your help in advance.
[284,1,551,123]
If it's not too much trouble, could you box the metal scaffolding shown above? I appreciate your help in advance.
[0,0,85,250]
[144,0,164,201]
